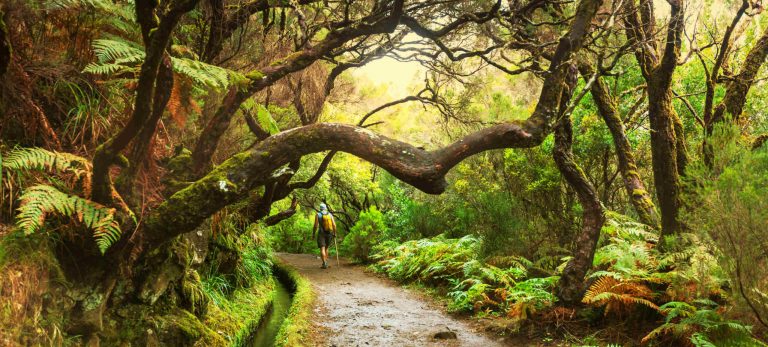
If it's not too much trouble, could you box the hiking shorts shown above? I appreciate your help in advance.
[317,231,334,249]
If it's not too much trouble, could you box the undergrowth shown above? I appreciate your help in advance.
[371,235,559,322]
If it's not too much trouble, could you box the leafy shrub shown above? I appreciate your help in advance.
[341,206,387,262]
[265,212,315,254]
[684,123,768,329]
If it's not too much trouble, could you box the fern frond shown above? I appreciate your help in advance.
[171,57,242,89]
[3,148,92,194]
[584,276,659,315]
[16,185,122,254]
[83,62,134,75]
[583,276,619,303]
[92,38,144,64]
[47,0,115,11]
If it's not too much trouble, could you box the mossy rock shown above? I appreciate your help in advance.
[152,308,226,346]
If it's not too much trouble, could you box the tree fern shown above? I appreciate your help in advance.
[16,185,121,254]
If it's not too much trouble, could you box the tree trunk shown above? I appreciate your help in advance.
[91,0,199,204]
[116,58,175,203]
[623,0,686,239]
[0,10,9,77]
[553,68,605,304]
[709,29,768,129]
[586,70,659,228]
[647,83,683,238]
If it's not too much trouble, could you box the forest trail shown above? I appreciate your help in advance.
[277,253,505,347]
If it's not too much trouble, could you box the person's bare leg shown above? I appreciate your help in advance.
[321,247,328,267]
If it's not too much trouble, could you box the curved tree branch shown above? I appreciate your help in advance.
[144,120,541,248]
[191,0,406,175]
[140,0,603,256]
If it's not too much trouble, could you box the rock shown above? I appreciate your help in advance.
[433,330,457,340]
[138,258,184,305]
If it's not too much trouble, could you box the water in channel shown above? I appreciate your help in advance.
[249,276,293,347]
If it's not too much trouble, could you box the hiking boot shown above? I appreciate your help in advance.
[321,262,328,269]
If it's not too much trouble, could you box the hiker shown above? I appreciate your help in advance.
[312,203,337,269]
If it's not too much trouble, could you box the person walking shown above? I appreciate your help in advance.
[313,203,337,269]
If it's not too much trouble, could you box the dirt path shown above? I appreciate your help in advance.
[277,253,504,347]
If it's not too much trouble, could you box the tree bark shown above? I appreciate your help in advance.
[116,58,175,203]
[0,10,9,77]
[710,29,768,128]
[623,0,686,238]
[264,197,299,226]
[583,66,659,228]
[554,67,605,304]
[91,0,199,203]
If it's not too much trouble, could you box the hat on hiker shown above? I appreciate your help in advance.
[319,203,328,211]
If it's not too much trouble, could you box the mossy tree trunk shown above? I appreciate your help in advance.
[115,58,175,205]
[623,0,687,239]
[69,0,603,341]
[0,9,10,77]
[582,65,660,228]
[553,67,606,304]
[709,30,768,126]
[90,0,199,204]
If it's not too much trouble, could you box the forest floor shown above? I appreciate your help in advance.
[277,253,506,347]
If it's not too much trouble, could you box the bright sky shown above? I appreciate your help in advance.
[351,56,424,99]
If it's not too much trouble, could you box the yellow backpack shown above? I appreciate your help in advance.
[320,212,334,233]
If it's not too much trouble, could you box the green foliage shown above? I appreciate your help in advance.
[237,225,274,284]
[642,300,766,346]
[581,212,765,345]
[371,235,557,319]
[83,37,245,89]
[341,206,387,262]
[266,212,315,254]
[16,185,121,254]
[1,148,133,254]
[256,104,281,135]
[372,235,478,284]
[584,213,725,318]
[2,147,92,187]
[684,122,768,327]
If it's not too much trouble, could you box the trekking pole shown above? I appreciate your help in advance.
[333,232,340,267]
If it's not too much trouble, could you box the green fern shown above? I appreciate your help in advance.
[2,147,92,191]
[171,57,235,89]
[643,301,767,346]
[46,0,116,11]
[84,38,246,90]
[16,185,122,254]
[47,0,137,35]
